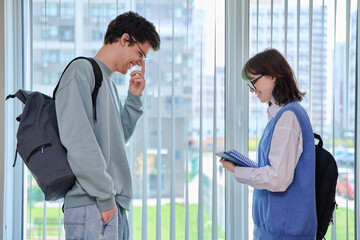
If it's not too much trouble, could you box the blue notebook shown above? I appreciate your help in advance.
[216,149,259,168]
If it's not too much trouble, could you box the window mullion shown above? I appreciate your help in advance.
[212,0,218,238]
[225,0,250,239]
[355,1,360,238]
[3,0,24,240]
[156,1,162,239]
[331,0,338,238]
[170,0,176,239]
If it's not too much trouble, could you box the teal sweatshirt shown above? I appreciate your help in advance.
[55,58,143,212]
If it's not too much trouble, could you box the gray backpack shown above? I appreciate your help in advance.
[6,57,103,201]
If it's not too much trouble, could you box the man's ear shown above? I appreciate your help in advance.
[120,33,131,46]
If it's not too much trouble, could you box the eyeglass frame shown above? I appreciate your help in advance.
[247,74,264,90]
[130,35,147,61]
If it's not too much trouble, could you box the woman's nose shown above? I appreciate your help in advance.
[250,88,255,93]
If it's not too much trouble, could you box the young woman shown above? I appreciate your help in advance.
[220,48,316,240]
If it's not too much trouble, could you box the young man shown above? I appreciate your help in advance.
[55,11,160,240]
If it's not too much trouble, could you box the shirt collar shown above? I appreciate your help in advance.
[267,104,283,120]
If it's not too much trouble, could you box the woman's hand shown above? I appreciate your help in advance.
[219,159,236,173]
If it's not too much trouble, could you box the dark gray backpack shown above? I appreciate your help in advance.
[6,57,103,201]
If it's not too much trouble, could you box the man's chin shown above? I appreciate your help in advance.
[119,69,128,75]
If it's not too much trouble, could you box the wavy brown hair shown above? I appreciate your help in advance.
[104,11,160,51]
[242,48,305,105]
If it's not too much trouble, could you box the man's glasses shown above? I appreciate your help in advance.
[247,75,264,91]
[130,35,147,61]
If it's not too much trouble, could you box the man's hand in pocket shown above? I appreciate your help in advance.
[101,205,117,224]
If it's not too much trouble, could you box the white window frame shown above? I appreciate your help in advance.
[0,0,5,237]
[1,0,24,240]
[225,0,250,239]
[356,0,360,236]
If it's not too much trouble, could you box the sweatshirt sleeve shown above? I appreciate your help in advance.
[55,73,116,212]
[120,92,143,142]
[112,80,143,142]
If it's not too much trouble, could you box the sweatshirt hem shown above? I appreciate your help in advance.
[64,195,132,212]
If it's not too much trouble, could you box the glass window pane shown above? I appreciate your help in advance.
[248,0,357,239]
[23,0,225,239]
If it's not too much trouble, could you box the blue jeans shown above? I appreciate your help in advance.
[64,204,129,240]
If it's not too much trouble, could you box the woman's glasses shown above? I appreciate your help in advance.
[247,75,264,90]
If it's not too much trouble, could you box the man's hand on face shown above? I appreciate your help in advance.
[129,60,146,96]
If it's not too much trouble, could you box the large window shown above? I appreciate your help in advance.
[3,0,359,239]
[248,0,357,239]
[22,0,225,239]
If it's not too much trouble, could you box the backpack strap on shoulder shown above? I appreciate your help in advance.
[314,133,323,148]
[86,57,103,122]
[52,57,103,121]
[52,56,87,99]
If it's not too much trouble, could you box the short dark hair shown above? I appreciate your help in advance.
[104,11,160,51]
[242,48,305,106]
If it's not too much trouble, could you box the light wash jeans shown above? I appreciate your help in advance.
[64,204,129,240]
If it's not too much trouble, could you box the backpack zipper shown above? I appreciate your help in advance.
[26,143,52,162]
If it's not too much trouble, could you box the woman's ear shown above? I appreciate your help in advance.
[272,80,279,103]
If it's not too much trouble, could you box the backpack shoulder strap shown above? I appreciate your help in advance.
[53,56,87,98]
[52,56,103,121]
[86,57,103,121]
[314,133,323,148]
